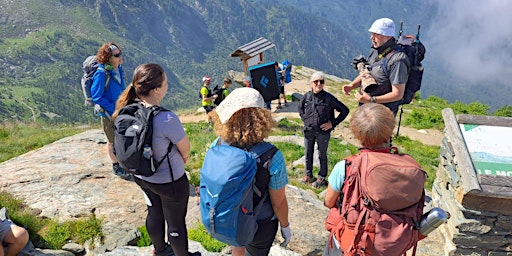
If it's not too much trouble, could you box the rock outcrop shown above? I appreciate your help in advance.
[0,129,445,255]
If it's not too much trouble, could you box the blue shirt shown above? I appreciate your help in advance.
[328,160,346,192]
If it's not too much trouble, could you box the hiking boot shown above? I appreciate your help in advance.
[301,175,315,184]
[113,163,133,181]
[276,103,282,109]
[154,244,175,256]
[188,252,201,256]
[312,177,327,188]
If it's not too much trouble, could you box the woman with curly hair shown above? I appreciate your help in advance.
[206,87,292,256]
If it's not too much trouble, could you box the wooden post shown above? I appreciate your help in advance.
[441,108,481,199]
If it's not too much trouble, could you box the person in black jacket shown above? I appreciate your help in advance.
[298,71,350,188]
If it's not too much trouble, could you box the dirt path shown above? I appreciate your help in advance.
[179,78,443,147]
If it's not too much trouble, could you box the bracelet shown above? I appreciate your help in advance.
[370,96,376,103]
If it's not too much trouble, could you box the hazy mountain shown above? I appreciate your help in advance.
[0,0,509,124]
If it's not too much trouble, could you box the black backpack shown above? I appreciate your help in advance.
[212,85,227,106]
[114,101,173,177]
[199,86,212,100]
[81,55,110,106]
[382,23,425,105]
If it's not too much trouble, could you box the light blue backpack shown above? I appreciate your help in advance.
[199,140,277,246]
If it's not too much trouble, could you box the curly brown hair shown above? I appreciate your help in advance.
[96,42,122,64]
[209,107,275,149]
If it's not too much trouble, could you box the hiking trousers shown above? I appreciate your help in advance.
[135,174,190,256]
[304,130,331,179]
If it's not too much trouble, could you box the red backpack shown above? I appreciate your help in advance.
[329,148,426,256]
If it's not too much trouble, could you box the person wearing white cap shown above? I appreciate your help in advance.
[343,18,410,116]
[208,87,291,256]
[200,75,217,113]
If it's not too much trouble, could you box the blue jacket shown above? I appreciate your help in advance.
[91,64,125,116]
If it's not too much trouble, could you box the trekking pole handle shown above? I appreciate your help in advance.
[417,24,421,41]
[399,21,404,37]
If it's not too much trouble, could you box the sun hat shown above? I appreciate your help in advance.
[215,87,264,124]
[202,76,211,82]
[368,18,395,37]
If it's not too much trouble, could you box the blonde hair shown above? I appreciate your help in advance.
[209,108,275,149]
[349,103,395,148]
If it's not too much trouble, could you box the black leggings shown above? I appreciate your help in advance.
[245,217,278,256]
[134,174,190,256]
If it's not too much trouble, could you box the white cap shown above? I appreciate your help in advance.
[215,87,265,124]
[368,18,395,37]
[202,76,211,82]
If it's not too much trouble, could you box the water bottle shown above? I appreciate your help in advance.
[419,207,450,236]
[143,145,152,159]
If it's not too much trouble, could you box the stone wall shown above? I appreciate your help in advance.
[431,109,512,255]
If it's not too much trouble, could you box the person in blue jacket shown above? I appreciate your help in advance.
[90,42,128,180]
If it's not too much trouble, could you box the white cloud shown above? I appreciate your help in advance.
[426,0,512,84]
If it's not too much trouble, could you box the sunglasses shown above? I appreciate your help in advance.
[313,79,325,85]
[112,52,122,58]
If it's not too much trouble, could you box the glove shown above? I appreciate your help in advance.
[280,224,291,248]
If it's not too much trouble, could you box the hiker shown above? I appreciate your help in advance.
[1,214,29,256]
[215,77,231,105]
[200,75,217,113]
[323,103,425,256]
[112,63,199,256]
[207,87,291,256]
[298,72,350,188]
[343,18,410,116]
[90,42,128,179]
[275,62,287,109]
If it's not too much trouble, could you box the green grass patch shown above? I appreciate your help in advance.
[188,224,227,252]
[0,123,90,163]
[137,226,152,247]
[0,191,103,250]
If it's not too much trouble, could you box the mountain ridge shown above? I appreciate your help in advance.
[0,0,509,124]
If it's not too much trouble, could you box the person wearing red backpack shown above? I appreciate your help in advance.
[323,103,426,256]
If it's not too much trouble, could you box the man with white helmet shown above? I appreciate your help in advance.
[343,18,410,116]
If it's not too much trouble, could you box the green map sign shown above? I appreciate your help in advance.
[460,124,512,176]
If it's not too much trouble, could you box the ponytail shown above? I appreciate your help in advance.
[112,85,137,119]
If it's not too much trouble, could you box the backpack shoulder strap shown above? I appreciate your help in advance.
[96,66,111,92]
[249,142,278,207]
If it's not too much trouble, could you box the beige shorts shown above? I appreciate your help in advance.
[101,116,115,143]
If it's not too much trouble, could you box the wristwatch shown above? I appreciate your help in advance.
[370,96,376,103]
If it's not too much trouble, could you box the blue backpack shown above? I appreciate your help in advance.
[199,140,277,246]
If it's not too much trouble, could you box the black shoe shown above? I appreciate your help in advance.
[312,177,328,188]
[189,252,201,256]
[155,244,175,256]
[301,175,316,184]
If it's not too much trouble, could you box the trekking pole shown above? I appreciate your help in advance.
[399,21,404,38]
[396,107,403,137]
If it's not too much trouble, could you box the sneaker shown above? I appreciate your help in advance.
[301,175,316,184]
[154,244,175,256]
[113,163,133,181]
[312,177,327,188]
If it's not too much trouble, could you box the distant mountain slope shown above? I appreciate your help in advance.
[0,0,508,124]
